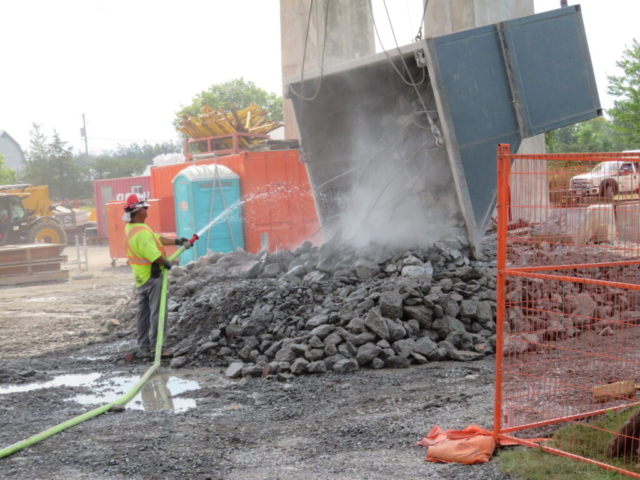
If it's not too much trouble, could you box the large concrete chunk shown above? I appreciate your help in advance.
[531,205,616,246]
[616,203,640,244]
[286,6,600,255]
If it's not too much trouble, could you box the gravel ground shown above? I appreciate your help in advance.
[0,245,512,480]
[0,342,510,480]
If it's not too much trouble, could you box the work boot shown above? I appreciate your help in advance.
[137,348,153,360]
[124,350,152,362]
[160,349,174,358]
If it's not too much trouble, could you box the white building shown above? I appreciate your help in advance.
[0,131,25,173]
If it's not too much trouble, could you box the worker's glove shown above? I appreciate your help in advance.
[164,262,172,271]
[177,237,192,249]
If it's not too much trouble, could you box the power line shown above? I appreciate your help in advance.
[415,0,429,41]
[285,0,331,102]
[81,113,89,159]
[368,0,425,87]
[405,0,415,34]
[378,0,444,145]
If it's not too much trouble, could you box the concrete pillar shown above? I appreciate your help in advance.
[280,0,375,139]
[424,0,534,36]
[510,137,550,224]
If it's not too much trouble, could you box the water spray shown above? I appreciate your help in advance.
[194,199,243,239]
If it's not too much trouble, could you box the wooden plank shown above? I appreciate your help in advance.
[0,260,64,276]
[0,244,66,265]
[0,270,69,286]
[0,255,67,268]
[4,255,67,267]
[592,380,637,403]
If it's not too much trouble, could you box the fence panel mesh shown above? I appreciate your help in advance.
[495,144,640,477]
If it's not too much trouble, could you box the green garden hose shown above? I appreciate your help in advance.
[0,245,187,459]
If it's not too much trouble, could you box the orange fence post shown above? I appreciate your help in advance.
[495,143,511,436]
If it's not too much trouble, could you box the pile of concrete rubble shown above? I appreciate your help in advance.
[113,236,499,377]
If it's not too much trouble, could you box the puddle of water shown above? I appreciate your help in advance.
[26,296,59,303]
[0,373,102,394]
[74,373,201,413]
[0,367,228,413]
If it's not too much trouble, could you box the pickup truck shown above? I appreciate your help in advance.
[570,160,640,200]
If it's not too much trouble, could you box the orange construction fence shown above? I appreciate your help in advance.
[495,144,640,477]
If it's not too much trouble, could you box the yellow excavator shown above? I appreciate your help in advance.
[0,184,67,245]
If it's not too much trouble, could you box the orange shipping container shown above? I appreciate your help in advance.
[106,199,177,265]
[150,150,321,253]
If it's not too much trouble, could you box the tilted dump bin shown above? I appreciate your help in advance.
[285,6,601,255]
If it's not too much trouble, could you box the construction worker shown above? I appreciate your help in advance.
[10,198,24,220]
[122,193,192,359]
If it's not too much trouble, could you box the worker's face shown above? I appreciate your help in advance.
[137,206,149,222]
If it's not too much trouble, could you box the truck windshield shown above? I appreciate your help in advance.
[591,162,620,173]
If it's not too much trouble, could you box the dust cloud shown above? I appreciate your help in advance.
[334,94,467,249]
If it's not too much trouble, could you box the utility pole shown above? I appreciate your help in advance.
[80,113,89,159]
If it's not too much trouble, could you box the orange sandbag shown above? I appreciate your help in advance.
[425,436,496,464]
[416,425,514,465]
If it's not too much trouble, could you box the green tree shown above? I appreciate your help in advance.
[21,124,53,189]
[0,154,18,185]
[175,77,283,127]
[83,141,182,170]
[608,39,640,147]
[21,124,91,199]
[110,141,182,166]
[92,157,147,180]
[49,131,87,198]
[85,140,181,179]
[546,117,628,154]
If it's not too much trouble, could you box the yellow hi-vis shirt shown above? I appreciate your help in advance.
[125,223,166,287]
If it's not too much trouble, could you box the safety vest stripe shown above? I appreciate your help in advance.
[126,225,164,251]
[126,257,151,265]
[125,226,148,242]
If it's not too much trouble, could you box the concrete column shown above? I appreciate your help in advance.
[510,137,549,224]
[280,0,375,139]
[424,0,534,36]
[424,0,475,37]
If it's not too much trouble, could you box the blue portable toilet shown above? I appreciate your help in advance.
[172,164,243,265]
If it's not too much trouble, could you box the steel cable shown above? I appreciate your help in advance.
[370,0,444,146]
[286,0,331,102]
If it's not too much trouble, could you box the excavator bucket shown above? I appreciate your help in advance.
[285,6,601,255]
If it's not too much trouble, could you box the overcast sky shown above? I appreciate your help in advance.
[1,0,638,157]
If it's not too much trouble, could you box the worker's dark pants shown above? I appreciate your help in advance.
[136,276,162,352]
